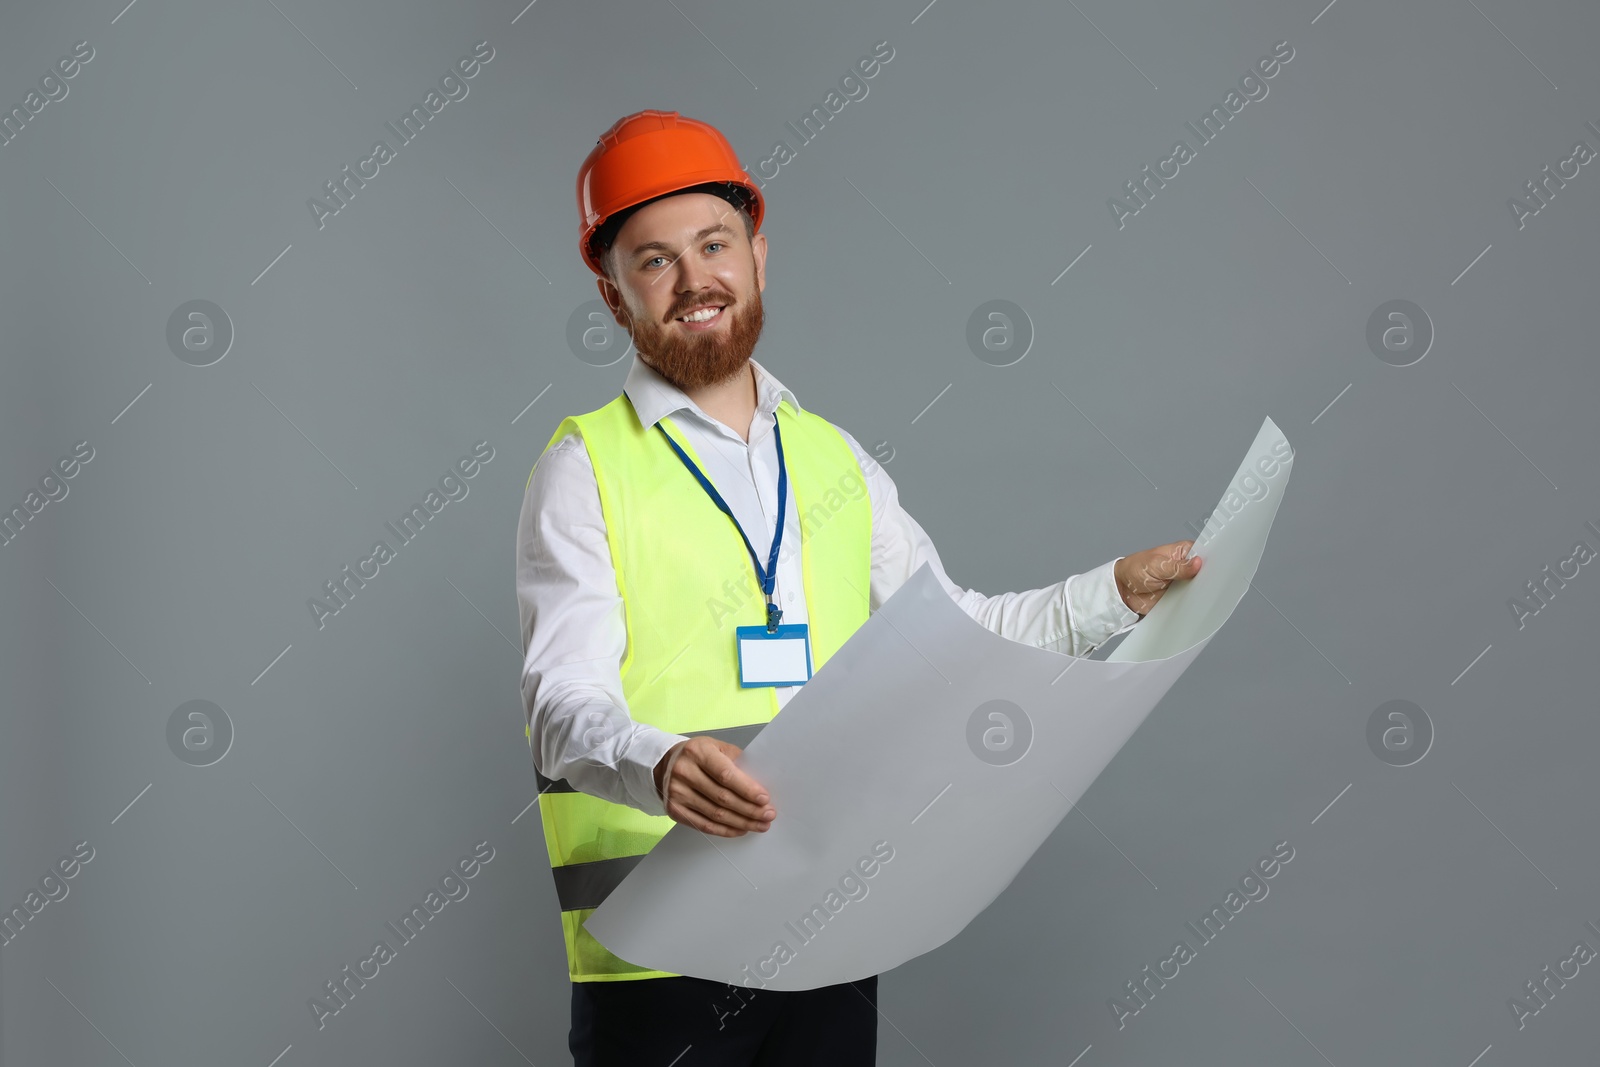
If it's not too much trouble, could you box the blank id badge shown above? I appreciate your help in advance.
[735,623,813,688]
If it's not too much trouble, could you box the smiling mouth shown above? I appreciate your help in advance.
[676,304,726,324]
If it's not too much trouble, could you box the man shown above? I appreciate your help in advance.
[515,109,1201,1066]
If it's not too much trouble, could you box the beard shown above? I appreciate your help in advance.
[625,284,766,392]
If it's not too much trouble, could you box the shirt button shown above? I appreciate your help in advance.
[786,590,795,602]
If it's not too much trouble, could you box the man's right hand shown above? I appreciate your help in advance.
[654,736,776,837]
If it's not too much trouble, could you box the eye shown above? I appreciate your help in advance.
[644,255,667,269]
[705,242,726,253]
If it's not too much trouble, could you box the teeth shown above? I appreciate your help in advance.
[680,306,722,323]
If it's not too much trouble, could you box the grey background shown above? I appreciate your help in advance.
[2,0,1596,1063]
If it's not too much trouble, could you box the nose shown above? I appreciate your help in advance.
[673,250,719,299]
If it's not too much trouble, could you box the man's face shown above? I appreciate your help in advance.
[597,192,768,393]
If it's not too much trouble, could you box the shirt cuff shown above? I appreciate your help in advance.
[1067,556,1144,650]
[623,726,690,818]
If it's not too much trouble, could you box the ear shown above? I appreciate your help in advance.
[595,276,626,325]
[751,231,768,294]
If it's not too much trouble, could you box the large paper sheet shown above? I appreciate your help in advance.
[586,417,1294,990]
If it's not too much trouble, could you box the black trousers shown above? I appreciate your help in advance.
[569,973,878,1066]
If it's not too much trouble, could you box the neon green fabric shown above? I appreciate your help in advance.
[527,390,872,981]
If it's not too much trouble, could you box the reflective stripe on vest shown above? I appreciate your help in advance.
[526,391,872,982]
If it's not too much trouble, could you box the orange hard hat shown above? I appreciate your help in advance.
[576,109,764,278]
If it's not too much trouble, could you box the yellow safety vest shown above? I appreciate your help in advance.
[525,390,873,982]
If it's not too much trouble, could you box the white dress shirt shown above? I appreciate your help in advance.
[516,353,1143,819]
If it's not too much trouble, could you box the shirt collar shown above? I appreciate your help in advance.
[623,350,802,432]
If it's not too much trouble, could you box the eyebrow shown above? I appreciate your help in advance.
[626,223,735,261]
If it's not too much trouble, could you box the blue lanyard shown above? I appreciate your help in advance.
[655,414,788,632]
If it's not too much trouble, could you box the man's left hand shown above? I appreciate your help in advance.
[1114,541,1203,618]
